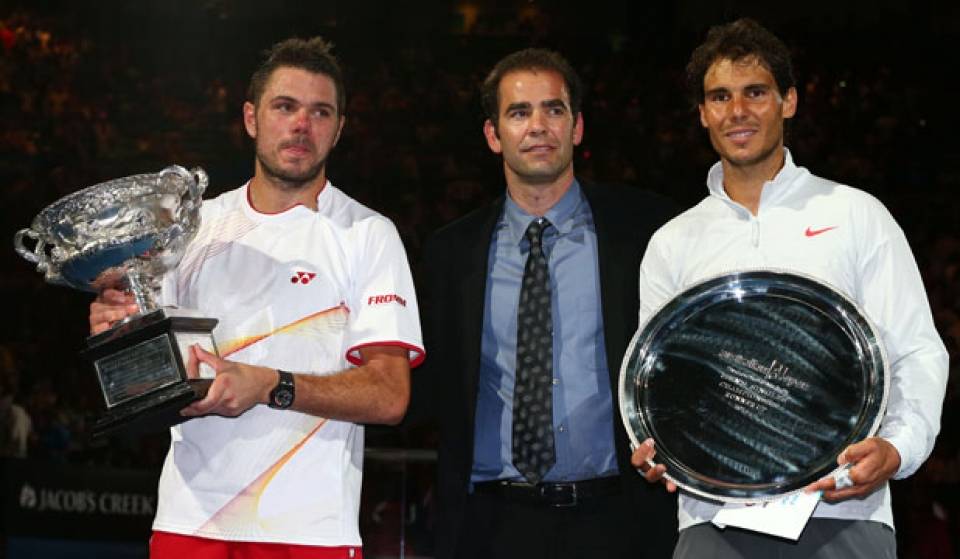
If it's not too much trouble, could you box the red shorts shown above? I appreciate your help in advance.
[150,531,363,559]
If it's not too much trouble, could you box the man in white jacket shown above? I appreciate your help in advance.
[631,18,948,558]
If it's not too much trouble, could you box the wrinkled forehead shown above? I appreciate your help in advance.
[260,66,339,106]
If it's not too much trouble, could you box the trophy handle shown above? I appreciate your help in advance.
[159,165,207,203]
[190,167,209,199]
[14,228,48,271]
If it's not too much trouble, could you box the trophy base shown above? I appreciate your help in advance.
[91,378,212,438]
[83,308,219,438]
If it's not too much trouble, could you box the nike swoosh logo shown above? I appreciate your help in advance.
[805,226,838,237]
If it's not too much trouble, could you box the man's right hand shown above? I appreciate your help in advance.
[89,288,140,335]
[631,438,678,492]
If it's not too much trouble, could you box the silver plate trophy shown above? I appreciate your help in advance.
[618,270,888,503]
[14,165,218,438]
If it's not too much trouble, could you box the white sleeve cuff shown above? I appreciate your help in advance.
[879,432,919,480]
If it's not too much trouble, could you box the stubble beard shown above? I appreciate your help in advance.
[506,150,573,187]
[256,147,326,190]
[719,134,783,170]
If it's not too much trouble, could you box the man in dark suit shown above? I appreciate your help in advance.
[413,48,677,559]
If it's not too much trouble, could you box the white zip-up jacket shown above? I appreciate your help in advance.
[637,149,948,530]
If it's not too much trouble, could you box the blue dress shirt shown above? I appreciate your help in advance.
[471,180,619,483]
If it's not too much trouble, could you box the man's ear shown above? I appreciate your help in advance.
[782,86,798,120]
[243,101,257,139]
[483,119,502,154]
[572,112,584,146]
[332,115,346,147]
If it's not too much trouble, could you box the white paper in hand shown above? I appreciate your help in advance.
[711,491,821,541]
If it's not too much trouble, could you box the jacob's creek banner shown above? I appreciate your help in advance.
[2,458,159,541]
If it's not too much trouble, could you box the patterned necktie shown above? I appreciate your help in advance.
[512,217,556,484]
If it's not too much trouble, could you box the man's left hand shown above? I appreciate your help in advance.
[805,437,901,502]
[180,345,276,418]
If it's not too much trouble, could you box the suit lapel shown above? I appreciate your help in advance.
[458,197,505,425]
[581,182,631,391]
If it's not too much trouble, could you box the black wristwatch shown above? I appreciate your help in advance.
[268,370,296,409]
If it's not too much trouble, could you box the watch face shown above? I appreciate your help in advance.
[270,371,295,409]
[273,388,294,409]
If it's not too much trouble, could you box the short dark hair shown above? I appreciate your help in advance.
[685,18,795,106]
[480,48,583,126]
[246,37,346,115]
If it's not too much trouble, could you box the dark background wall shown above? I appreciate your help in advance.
[1,1,958,557]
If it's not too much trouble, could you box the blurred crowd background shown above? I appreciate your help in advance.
[1,1,958,557]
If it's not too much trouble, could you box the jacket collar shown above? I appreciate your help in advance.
[706,148,806,212]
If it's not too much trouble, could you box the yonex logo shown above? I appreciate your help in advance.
[291,271,317,284]
[368,294,407,307]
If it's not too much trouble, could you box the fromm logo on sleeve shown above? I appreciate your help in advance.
[367,294,407,307]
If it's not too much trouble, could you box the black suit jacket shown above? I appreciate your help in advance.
[413,180,678,558]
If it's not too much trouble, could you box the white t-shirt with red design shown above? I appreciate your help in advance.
[153,181,424,546]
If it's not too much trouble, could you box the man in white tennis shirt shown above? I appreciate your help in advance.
[89,37,423,559]
[631,18,947,559]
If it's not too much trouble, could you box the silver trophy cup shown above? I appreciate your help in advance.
[14,165,219,437]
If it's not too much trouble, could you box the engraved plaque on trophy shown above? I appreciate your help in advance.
[14,165,218,438]
[618,271,888,502]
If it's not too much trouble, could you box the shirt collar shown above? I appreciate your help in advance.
[502,178,584,245]
[706,148,804,204]
[242,179,333,221]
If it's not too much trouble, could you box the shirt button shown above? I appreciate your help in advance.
[552,378,559,386]
[558,425,566,433]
